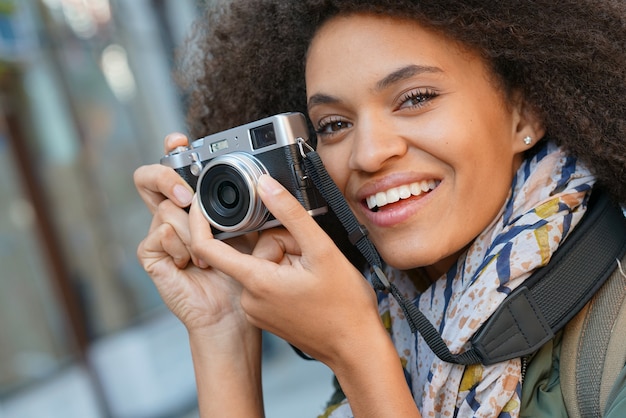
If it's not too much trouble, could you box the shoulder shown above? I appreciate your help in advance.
[522,254,626,417]
[519,331,567,418]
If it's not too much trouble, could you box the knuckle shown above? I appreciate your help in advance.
[189,236,205,256]
[158,222,178,241]
[154,198,176,218]
[136,239,155,272]
[136,240,146,262]
[172,254,190,269]
[132,166,143,186]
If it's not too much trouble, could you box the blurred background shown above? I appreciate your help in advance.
[0,0,333,416]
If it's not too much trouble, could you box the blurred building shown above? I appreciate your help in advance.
[0,0,202,416]
[0,1,335,417]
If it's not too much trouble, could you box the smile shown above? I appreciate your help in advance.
[365,180,440,210]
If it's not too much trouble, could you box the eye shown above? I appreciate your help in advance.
[314,116,353,138]
[398,88,438,110]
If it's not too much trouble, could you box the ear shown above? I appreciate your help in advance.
[510,91,546,153]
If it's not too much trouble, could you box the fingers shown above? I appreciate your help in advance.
[139,221,189,272]
[134,164,194,213]
[256,175,334,255]
[187,174,334,285]
[224,231,260,255]
[134,133,195,214]
[251,228,299,264]
[188,198,264,280]
[164,132,189,154]
[146,198,198,268]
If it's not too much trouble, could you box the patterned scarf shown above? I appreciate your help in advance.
[324,141,595,417]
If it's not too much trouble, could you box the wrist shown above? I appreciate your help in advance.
[188,320,263,417]
[330,324,421,418]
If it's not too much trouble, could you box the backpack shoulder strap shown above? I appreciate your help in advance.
[471,189,626,365]
[561,253,626,418]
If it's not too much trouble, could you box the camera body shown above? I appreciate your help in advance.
[161,112,327,240]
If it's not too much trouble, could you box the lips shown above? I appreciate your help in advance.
[365,179,440,211]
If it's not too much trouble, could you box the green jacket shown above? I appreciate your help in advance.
[522,254,626,417]
[521,331,626,417]
[321,256,626,417]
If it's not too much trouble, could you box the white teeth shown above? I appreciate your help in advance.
[375,192,387,207]
[398,185,411,199]
[366,180,439,210]
[387,188,400,204]
[367,194,377,209]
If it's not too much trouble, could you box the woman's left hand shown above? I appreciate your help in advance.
[190,174,422,418]
[188,174,383,367]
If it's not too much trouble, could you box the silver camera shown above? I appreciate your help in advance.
[161,112,327,240]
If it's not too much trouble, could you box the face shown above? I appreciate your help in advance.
[306,14,541,276]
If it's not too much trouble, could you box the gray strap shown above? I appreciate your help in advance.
[561,254,626,418]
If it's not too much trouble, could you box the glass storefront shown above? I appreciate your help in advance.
[0,0,200,415]
[0,116,74,395]
[0,2,335,416]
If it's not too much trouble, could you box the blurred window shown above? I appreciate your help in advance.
[0,119,74,395]
[0,0,198,405]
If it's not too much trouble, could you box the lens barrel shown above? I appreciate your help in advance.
[197,153,269,233]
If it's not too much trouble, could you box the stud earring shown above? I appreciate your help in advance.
[523,136,532,145]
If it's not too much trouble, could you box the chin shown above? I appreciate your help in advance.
[378,244,463,277]
[378,250,430,271]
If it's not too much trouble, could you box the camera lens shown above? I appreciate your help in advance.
[217,181,239,208]
[197,153,269,232]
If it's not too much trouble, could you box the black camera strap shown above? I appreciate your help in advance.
[299,140,626,365]
[300,144,482,364]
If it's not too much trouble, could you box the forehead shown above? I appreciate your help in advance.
[305,13,491,91]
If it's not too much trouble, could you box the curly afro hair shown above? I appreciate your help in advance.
[176,0,626,204]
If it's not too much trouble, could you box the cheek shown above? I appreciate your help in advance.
[317,146,350,189]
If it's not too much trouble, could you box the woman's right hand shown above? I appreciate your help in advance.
[134,133,264,417]
[133,133,257,334]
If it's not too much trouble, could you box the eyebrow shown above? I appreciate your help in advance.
[307,64,442,111]
[376,64,442,91]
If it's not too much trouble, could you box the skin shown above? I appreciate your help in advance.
[134,133,264,417]
[307,14,544,278]
[134,13,544,418]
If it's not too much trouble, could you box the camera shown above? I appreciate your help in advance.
[161,112,328,240]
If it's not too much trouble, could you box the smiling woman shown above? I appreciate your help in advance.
[306,14,538,273]
[134,1,626,417]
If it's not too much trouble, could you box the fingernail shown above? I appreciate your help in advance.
[197,258,209,269]
[173,184,193,206]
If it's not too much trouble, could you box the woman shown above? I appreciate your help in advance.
[134,1,626,416]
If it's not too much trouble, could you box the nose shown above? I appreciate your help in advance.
[348,116,408,172]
